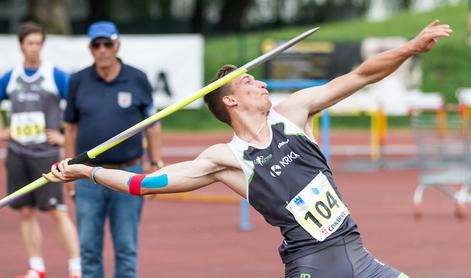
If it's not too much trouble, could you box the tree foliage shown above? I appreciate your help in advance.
[26,0,71,34]
[17,0,448,35]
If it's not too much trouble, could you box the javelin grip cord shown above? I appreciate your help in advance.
[68,152,92,165]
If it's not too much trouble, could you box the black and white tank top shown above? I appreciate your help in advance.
[228,109,358,263]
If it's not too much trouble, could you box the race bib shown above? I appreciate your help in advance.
[10,111,47,145]
[286,171,350,241]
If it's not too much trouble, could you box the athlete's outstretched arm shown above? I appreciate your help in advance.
[44,144,232,195]
[275,20,452,127]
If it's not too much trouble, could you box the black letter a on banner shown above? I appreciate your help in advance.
[155,72,172,97]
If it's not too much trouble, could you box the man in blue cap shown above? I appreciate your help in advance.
[63,21,163,278]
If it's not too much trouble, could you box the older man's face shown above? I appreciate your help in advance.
[89,38,119,68]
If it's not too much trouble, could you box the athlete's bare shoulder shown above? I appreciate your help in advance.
[200,143,247,197]
[198,143,241,169]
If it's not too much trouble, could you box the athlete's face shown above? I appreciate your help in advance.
[89,38,120,69]
[226,73,271,112]
[20,32,44,64]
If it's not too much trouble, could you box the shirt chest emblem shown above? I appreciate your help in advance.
[269,151,300,177]
[118,91,132,108]
[278,139,289,149]
[253,154,273,166]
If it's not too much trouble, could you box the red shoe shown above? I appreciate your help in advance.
[69,269,82,278]
[16,269,46,278]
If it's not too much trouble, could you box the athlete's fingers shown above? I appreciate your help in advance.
[426,19,439,28]
[428,27,452,36]
[422,26,451,38]
[51,162,60,174]
[42,173,61,183]
[58,160,66,174]
[62,158,73,178]
[426,31,450,39]
[50,163,62,179]
[433,24,451,30]
[418,21,452,43]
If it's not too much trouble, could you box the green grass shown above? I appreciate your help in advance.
[0,110,7,126]
[204,2,467,82]
[162,107,230,131]
[166,1,469,131]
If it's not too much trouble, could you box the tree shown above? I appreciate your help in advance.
[26,0,71,34]
[190,0,204,33]
[158,0,173,19]
[87,0,111,24]
[218,0,253,33]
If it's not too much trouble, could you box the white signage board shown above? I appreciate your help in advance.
[0,34,204,109]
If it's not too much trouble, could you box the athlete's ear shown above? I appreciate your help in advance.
[222,95,237,107]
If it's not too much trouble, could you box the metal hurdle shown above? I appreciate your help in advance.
[327,91,388,166]
[411,108,471,219]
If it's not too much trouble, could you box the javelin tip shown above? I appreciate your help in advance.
[303,27,320,37]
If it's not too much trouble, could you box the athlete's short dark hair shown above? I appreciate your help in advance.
[17,22,46,44]
[203,64,237,126]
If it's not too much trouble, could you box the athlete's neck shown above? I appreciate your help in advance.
[233,110,270,146]
[24,58,41,69]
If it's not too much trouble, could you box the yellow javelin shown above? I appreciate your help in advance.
[0,27,319,208]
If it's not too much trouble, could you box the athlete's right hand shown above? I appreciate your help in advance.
[407,19,452,54]
[43,158,91,183]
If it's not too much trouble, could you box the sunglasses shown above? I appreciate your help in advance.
[90,40,114,49]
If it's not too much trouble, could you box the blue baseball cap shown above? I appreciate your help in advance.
[88,21,119,41]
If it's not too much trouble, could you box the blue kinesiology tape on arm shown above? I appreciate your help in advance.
[126,174,168,189]
[141,174,169,188]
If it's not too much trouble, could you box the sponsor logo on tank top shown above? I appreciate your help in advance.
[270,164,282,177]
[277,139,289,149]
[254,154,273,166]
[17,92,40,102]
[270,151,300,177]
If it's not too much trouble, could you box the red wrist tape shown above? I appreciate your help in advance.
[129,174,146,195]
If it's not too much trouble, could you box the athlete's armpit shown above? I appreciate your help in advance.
[198,143,242,170]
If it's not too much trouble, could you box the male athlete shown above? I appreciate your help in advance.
[0,22,81,278]
[45,20,451,277]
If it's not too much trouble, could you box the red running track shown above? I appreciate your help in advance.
[0,131,470,277]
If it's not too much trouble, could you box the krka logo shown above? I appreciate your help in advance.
[270,151,300,178]
[270,165,282,177]
[254,154,273,166]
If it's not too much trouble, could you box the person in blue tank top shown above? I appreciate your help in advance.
[0,22,81,278]
[45,20,451,278]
